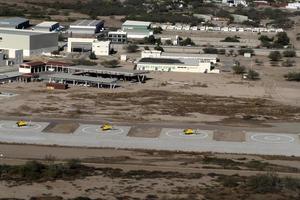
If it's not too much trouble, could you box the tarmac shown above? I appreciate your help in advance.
[0,120,299,156]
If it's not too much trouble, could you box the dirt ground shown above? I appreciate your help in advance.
[213,130,246,142]
[42,122,80,134]
[0,144,300,199]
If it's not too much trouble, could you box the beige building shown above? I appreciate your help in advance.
[0,28,58,57]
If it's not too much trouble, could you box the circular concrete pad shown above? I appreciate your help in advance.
[0,122,42,130]
[165,129,208,139]
[250,134,295,144]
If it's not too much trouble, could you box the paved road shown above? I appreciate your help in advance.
[0,120,299,156]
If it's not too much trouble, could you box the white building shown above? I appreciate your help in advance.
[35,21,60,32]
[92,41,110,56]
[67,38,110,56]
[137,50,219,73]
[0,28,58,57]
[0,49,23,66]
[286,3,300,9]
[122,20,153,39]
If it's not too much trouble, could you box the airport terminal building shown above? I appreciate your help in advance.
[0,28,58,57]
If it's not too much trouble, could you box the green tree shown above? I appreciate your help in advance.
[274,32,290,47]
[284,72,300,81]
[268,51,282,61]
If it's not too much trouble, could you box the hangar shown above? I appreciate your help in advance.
[68,19,104,35]
[0,28,58,57]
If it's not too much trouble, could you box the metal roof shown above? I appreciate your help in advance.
[122,20,151,27]
[66,65,149,76]
[70,20,103,27]
[138,57,201,66]
[0,72,22,80]
[48,73,117,84]
[0,28,54,36]
[0,17,29,26]
[36,21,59,28]
[139,58,183,64]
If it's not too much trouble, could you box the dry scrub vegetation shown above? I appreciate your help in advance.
[3,89,300,122]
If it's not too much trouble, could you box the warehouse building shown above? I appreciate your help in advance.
[137,50,219,73]
[0,17,30,29]
[0,28,58,57]
[35,21,60,32]
[68,19,104,35]
[122,20,153,39]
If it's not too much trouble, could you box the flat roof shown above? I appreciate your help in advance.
[70,20,103,27]
[139,58,183,64]
[122,20,151,27]
[162,52,218,59]
[0,72,22,80]
[0,28,54,36]
[70,65,148,76]
[138,57,201,66]
[48,73,117,84]
[36,21,59,28]
[0,17,29,26]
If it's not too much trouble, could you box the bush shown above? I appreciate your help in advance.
[101,59,120,68]
[123,44,139,53]
[238,48,254,55]
[247,69,260,80]
[247,173,282,193]
[73,59,97,66]
[268,51,282,61]
[232,62,246,74]
[203,47,218,54]
[89,51,97,60]
[218,49,226,55]
[283,50,296,57]
[221,36,240,43]
[154,45,164,52]
[179,37,195,46]
[281,59,295,67]
[284,72,300,81]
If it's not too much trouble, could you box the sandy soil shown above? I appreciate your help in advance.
[0,144,300,199]
[213,130,246,142]
[42,122,80,134]
[127,126,161,138]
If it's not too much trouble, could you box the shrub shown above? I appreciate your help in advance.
[101,59,120,68]
[154,45,164,52]
[89,51,97,60]
[247,173,282,193]
[283,50,296,57]
[281,59,295,67]
[238,48,254,55]
[123,44,139,53]
[247,69,260,80]
[232,62,246,74]
[268,51,282,61]
[218,49,226,55]
[284,72,300,81]
[221,36,240,42]
[203,47,218,54]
